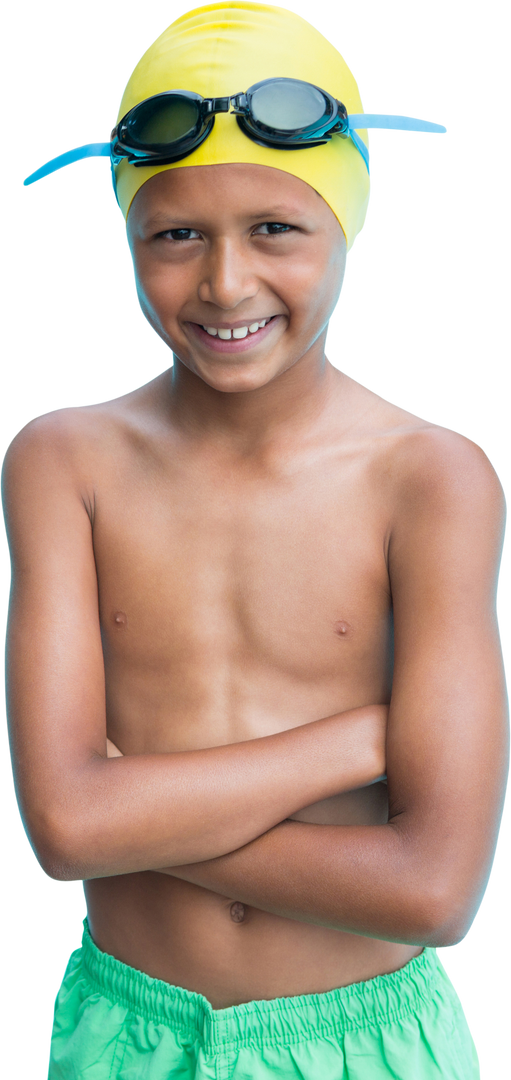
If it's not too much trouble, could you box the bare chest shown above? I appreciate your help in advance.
[92,450,392,748]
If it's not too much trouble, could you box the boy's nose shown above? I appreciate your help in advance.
[198,240,259,311]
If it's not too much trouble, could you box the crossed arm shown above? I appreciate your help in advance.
[146,432,510,944]
[3,417,509,948]
[105,738,399,941]
[104,669,505,950]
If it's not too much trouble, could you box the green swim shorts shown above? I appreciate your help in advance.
[48,919,479,1079]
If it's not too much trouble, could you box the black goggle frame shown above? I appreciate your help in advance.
[111,79,349,167]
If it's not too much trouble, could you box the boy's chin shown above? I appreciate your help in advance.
[181,356,292,395]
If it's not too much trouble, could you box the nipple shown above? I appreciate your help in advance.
[113,611,127,628]
[334,620,352,637]
[230,902,246,923]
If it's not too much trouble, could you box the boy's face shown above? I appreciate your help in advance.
[127,163,346,395]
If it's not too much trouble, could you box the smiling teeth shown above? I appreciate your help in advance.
[204,319,269,340]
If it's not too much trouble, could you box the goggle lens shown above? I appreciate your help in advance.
[127,95,201,149]
[250,82,327,132]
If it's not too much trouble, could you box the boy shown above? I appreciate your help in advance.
[4,3,508,1077]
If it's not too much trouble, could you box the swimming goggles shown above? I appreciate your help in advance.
[24,76,445,186]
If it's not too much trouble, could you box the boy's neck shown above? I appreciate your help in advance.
[166,343,347,455]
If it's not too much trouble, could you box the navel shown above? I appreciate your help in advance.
[113,611,128,628]
[334,620,353,637]
[229,901,246,923]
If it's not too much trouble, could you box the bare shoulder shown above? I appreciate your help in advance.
[329,376,505,573]
[354,398,508,656]
[328,367,503,501]
[385,420,506,527]
[2,374,168,502]
[3,405,97,469]
[2,410,102,527]
[339,373,505,527]
[3,378,165,464]
[2,409,84,513]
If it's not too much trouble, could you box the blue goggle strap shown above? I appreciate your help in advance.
[23,143,111,186]
[23,114,446,186]
[348,115,446,173]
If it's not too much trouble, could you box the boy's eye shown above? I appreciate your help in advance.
[253,222,291,235]
[157,219,293,238]
[161,228,201,241]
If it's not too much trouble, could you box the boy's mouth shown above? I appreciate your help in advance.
[187,315,280,352]
[201,318,271,340]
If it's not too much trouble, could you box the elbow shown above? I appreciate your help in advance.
[411,883,475,948]
[27,809,88,882]
[388,827,479,947]
[39,856,81,882]
[425,908,474,949]
[38,846,85,882]
[418,915,470,950]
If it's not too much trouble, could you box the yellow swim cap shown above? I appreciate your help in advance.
[115,2,369,249]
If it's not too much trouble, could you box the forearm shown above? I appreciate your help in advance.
[159,818,461,947]
[37,704,386,880]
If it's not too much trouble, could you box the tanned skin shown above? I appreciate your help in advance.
[3,163,508,1009]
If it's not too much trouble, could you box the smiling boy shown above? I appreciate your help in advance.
[4,4,508,1079]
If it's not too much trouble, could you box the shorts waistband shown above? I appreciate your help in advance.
[80,919,441,1050]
